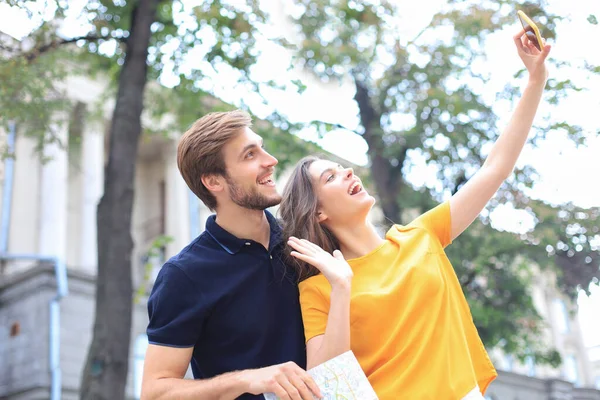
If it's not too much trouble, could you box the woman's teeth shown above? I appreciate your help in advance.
[348,182,362,195]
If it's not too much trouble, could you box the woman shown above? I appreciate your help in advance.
[278,30,551,400]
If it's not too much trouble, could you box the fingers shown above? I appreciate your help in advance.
[288,237,313,250]
[288,237,316,255]
[332,249,345,260]
[525,36,537,52]
[289,372,318,400]
[514,29,542,55]
[298,372,322,398]
[300,239,324,253]
[271,383,291,400]
[289,251,316,265]
[288,237,325,254]
[522,34,538,54]
[538,43,551,62]
[513,29,527,52]
[273,363,322,400]
[277,378,302,400]
[513,28,525,42]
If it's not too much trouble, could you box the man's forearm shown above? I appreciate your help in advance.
[142,370,248,400]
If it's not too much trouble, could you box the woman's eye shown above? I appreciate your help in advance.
[326,174,334,182]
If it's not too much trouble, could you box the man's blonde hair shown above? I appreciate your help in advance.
[177,109,252,210]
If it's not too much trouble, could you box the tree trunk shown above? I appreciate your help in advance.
[80,0,158,398]
[354,80,403,223]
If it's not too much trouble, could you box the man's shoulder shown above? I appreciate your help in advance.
[149,233,219,304]
[167,231,223,265]
[162,231,247,282]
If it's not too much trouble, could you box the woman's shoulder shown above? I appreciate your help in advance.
[299,273,328,289]
[299,274,330,297]
[386,222,423,238]
[298,274,331,308]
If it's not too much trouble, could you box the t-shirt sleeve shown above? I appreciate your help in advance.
[408,200,453,248]
[298,279,329,343]
[146,263,207,348]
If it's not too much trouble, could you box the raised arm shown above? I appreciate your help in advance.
[450,29,551,241]
[141,344,322,400]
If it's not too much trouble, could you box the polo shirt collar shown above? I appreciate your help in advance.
[205,209,282,255]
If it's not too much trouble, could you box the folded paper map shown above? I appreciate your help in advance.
[263,351,378,400]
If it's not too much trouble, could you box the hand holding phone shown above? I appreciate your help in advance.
[514,10,551,84]
[517,10,545,51]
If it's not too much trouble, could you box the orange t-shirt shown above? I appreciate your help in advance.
[299,201,497,399]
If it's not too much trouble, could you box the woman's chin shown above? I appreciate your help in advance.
[354,195,376,219]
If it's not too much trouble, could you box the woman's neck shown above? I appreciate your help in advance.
[330,221,385,261]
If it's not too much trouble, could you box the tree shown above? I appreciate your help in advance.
[278,0,599,364]
[0,0,271,397]
[81,1,158,398]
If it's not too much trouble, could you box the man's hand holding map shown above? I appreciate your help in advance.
[263,351,378,400]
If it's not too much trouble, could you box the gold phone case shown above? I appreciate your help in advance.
[517,10,545,51]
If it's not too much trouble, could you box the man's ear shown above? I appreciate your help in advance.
[201,174,224,193]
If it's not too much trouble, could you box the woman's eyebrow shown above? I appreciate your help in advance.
[319,168,335,180]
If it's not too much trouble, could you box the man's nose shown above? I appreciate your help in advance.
[263,150,278,167]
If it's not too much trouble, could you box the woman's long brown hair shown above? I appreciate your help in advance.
[279,156,340,282]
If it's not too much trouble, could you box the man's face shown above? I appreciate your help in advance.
[220,127,281,210]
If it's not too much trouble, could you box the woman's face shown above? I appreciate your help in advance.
[308,159,376,227]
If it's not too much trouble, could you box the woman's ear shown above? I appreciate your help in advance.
[317,210,328,223]
[201,174,224,193]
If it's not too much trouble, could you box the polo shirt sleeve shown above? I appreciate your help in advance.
[409,201,452,248]
[147,263,206,348]
[298,279,328,343]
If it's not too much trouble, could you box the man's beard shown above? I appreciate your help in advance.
[226,175,282,210]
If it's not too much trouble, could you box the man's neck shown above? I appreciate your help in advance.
[214,204,272,250]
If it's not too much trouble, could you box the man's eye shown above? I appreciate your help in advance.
[246,151,254,159]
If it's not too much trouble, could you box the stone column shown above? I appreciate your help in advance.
[164,140,190,257]
[79,124,105,273]
[38,121,68,261]
[9,130,41,256]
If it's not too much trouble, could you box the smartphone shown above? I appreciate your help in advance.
[517,10,545,51]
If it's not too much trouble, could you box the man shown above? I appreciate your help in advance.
[141,110,321,400]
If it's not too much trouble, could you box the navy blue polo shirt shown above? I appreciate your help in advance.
[146,210,306,399]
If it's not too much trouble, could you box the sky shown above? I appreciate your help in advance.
[1,0,599,353]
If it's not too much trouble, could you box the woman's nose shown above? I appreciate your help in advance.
[345,167,354,179]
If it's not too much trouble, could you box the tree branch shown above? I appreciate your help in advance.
[23,33,126,63]
[0,43,18,54]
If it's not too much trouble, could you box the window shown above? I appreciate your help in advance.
[525,355,536,377]
[553,298,570,333]
[189,189,202,239]
[563,354,580,386]
[500,354,514,372]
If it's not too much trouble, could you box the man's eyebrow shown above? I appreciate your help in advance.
[239,139,263,157]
